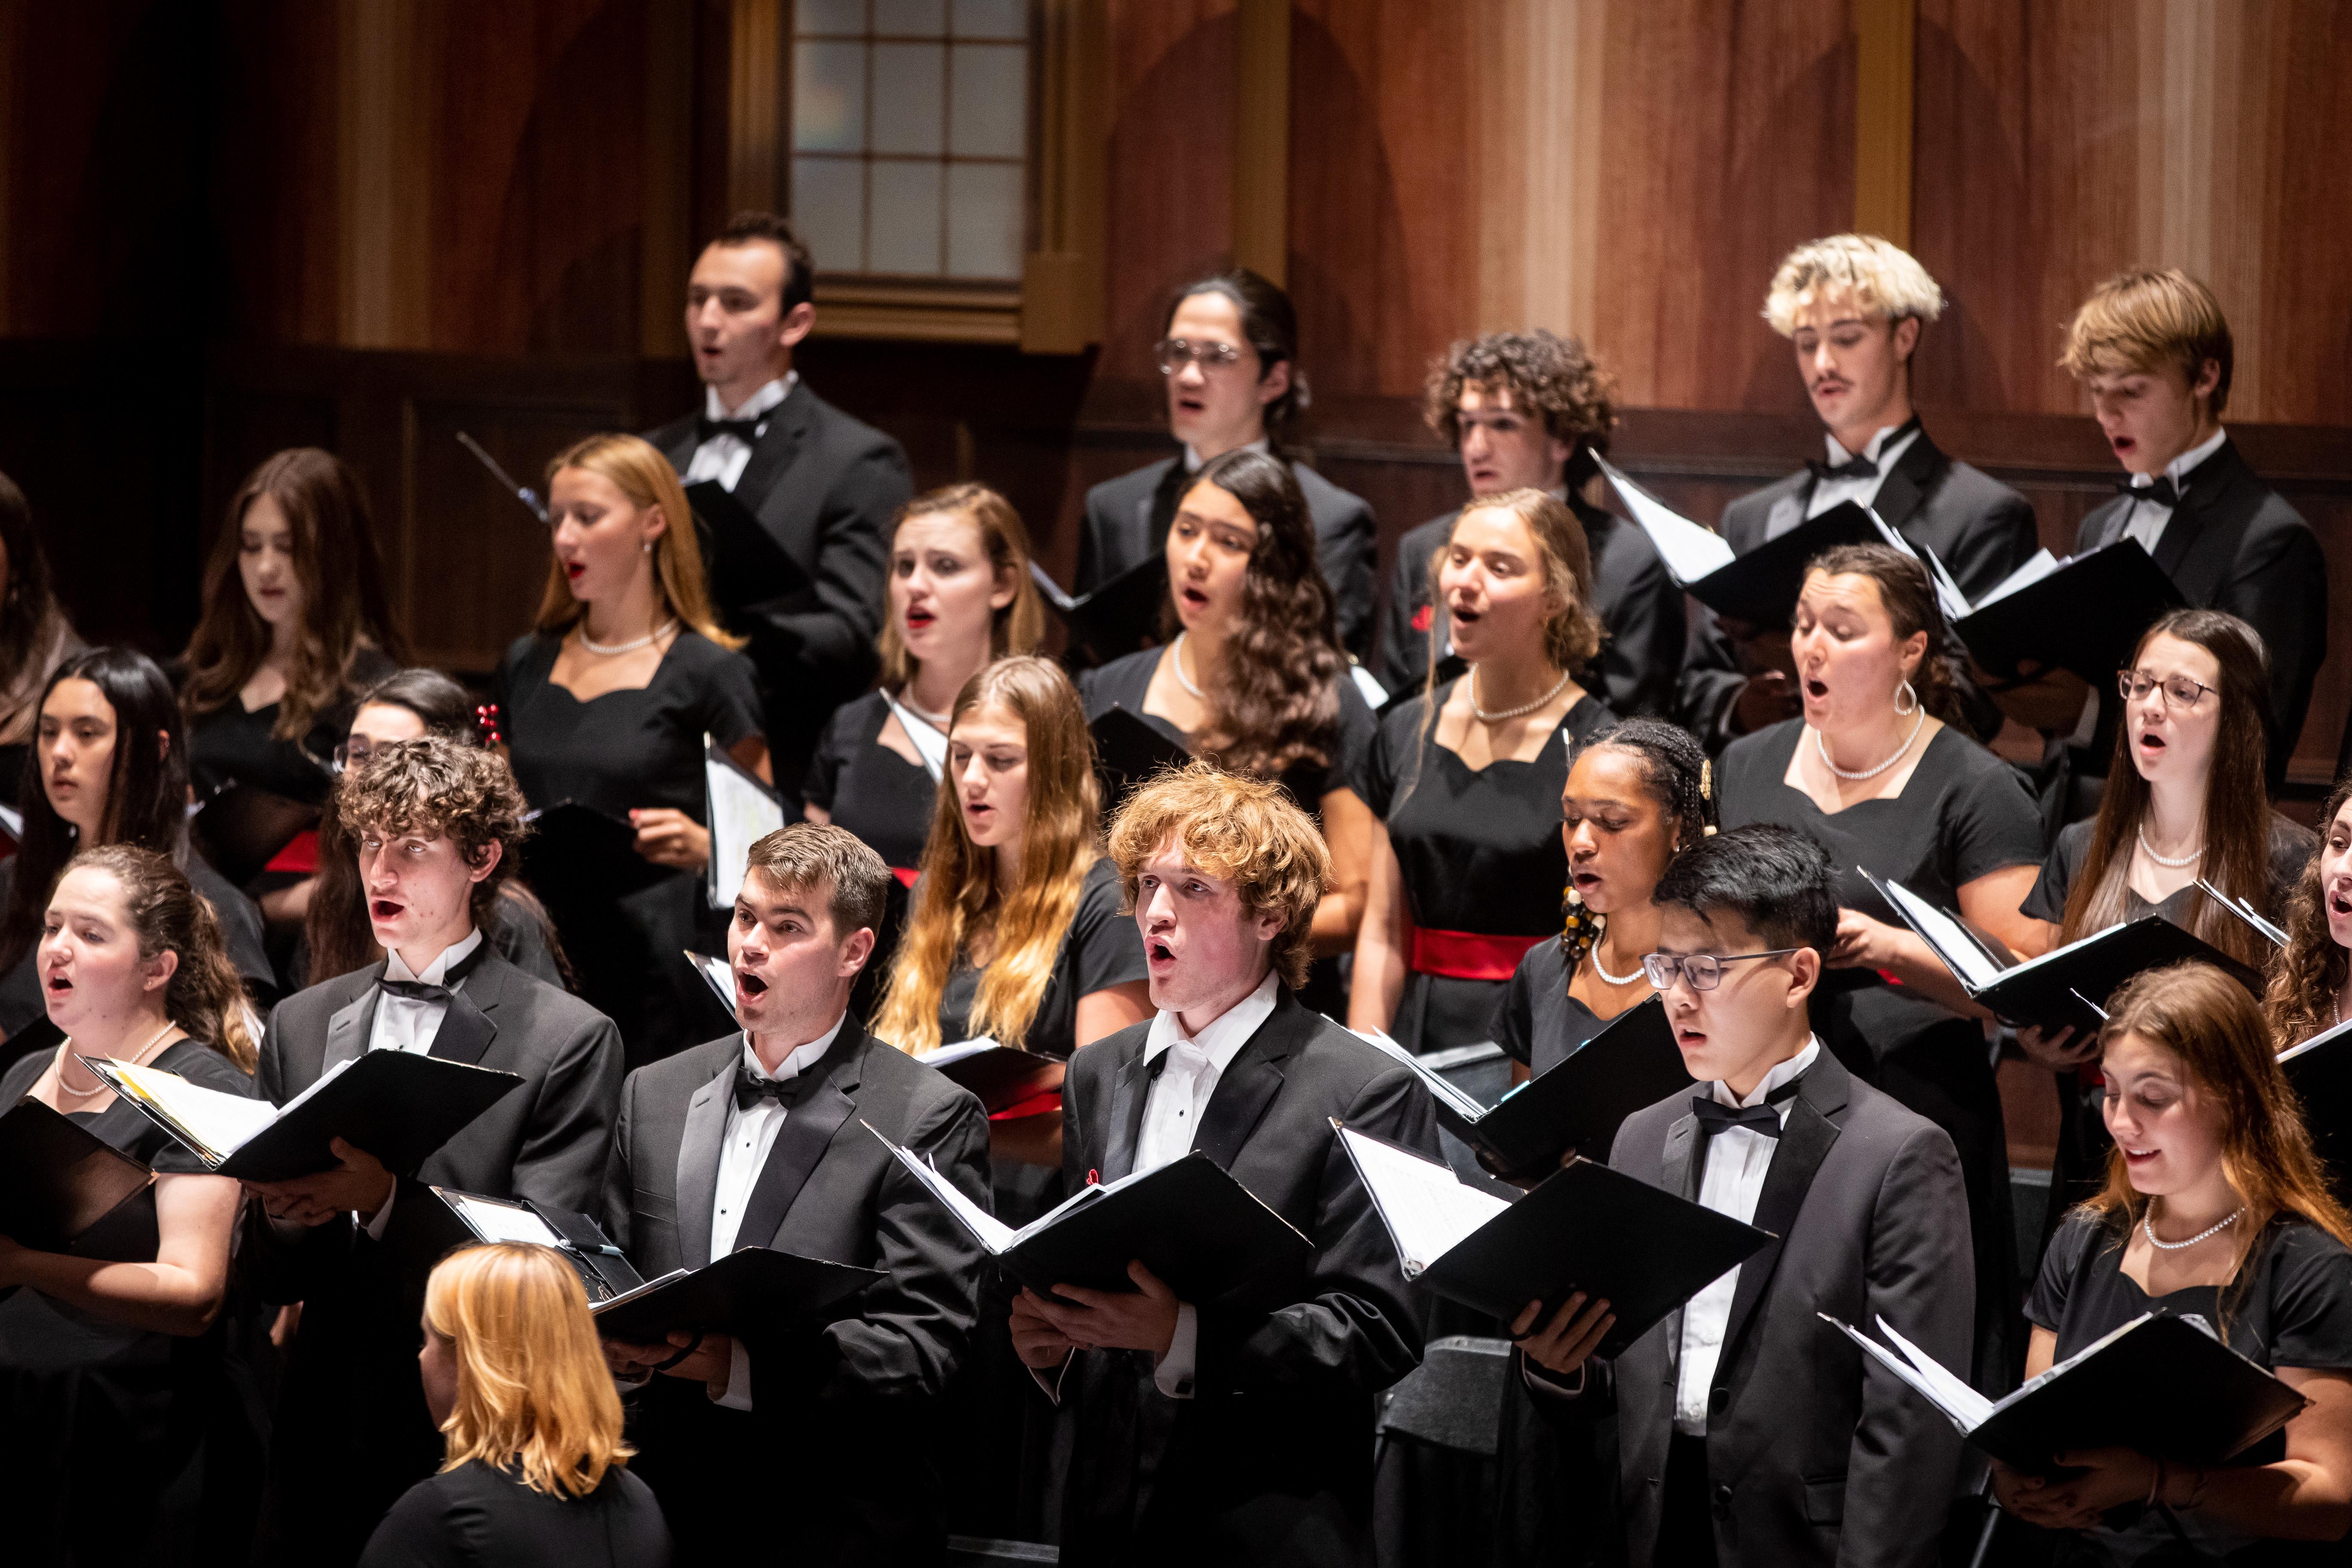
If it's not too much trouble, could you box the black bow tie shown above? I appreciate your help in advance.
[697,412,772,446]
[378,978,454,1005]
[1807,453,1878,483]
[1691,1077,1804,1141]
[2118,475,2184,509]
[734,1063,804,1113]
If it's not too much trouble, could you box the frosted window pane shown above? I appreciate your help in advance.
[874,0,946,33]
[797,0,866,34]
[946,161,1021,280]
[791,157,867,273]
[869,43,943,156]
[949,44,1024,159]
[868,161,943,275]
[793,42,867,153]
[951,0,1025,41]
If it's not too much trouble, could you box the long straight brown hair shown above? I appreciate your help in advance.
[2061,609,2274,966]
[180,448,405,740]
[873,657,1101,1055]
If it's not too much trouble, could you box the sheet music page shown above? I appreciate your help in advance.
[1874,876,2006,991]
[447,1192,567,1246]
[925,1038,1002,1068]
[1594,456,1736,584]
[1971,549,2060,609]
[1818,1314,1988,1433]
[2278,1014,2352,1064]
[1349,1027,1488,1122]
[1911,541,1974,624]
[1338,1127,1510,1274]
[704,741,786,910]
[686,950,736,1010]
[105,1060,281,1158]
[878,1134,1016,1252]
[591,1267,689,1313]
[1875,1315,1996,1427]
[1349,665,1388,707]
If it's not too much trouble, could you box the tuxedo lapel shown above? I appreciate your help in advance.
[657,420,697,473]
[423,963,500,1066]
[1714,1057,1850,1392]
[1143,459,1188,560]
[1192,995,1307,1170]
[1102,1047,1155,1182]
[1659,1111,1702,1202]
[321,972,383,1073]
[732,390,811,530]
[674,1043,738,1271]
[2149,440,2246,579]
[738,1028,865,1250]
[1871,435,1946,533]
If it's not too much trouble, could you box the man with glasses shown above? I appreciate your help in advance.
[1075,269,1378,660]
[1515,824,1972,1567]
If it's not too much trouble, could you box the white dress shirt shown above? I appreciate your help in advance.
[2115,423,2228,555]
[1180,435,1269,475]
[707,1013,845,1410]
[357,927,487,1241]
[1803,421,1923,521]
[1672,1037,1820,1435]
[1132,968,1280,1397]
[682,373,799,492]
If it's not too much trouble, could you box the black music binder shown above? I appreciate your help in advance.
[1950,542,2185,685]
[2280,1019,2352,1203]
[522,800,671,899]
[592,1247,881,1341]
[1031,557,1168,662]
[921,1039,1067,1117]
[1090,704,1191,802]
[684,481,808,610]
[192,782,322,886]
[431,1187,648,1300]
[0,1096,153,1250]
[1596,455,1889,627]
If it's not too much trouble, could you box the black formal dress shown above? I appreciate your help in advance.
[800,688,938,875]
[495,630,763,1068]
[1490,940,1619,1076]
[2020,814,2317,1237]
[0,1039,251,1566]
[930,858,1146,1064]
[357,1461,673,1568]
[647,382,912,798]
[185,646,399,806]
[1375,493,1685,721]
[1717,717,2044,1389]
[2025,1211,2352,1566]
[1077,455,1378,660]
[1362,682,1618,1054]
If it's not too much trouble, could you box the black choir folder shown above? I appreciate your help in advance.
[1357,998,1691,1176]
[920,1038,1066,1117]
[1862,869,2263,1033]
[0,1096,153,1250]
[522,800,671,898]
[1030,557,1168,663]
[2279,1020,2352,1202]
[82,1049,524,1183]
[1338,1124,1770,1360]
[1823,1310,2306,1474]
[193,781,322,886]
[683,481,809,610]
[1943,542,2184,686]
[874,1123,1311,1302]
[1090,705,1191,800]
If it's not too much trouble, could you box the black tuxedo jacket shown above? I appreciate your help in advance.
[247,948,623,1568]
[647,384,913,794]
[1372,493,1685,717]
[1050,988,1436,1567]
[1078,455,1378,659]
[602,1023,990,1565]
[2071,438,2324,790]
[1536,1048,1972,1568]
[1676,429,2039,747]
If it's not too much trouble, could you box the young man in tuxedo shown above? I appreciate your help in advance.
[1517,824,1972,1566]
[1678,235,2038,747]
[600,823,989,1565]
[242,738,622,1568]
[2050,267,2326,793]
[1374,329,1683,715]
[1008,762,1436,1566]
[1077,269,1378,660]
[644,211,914,795]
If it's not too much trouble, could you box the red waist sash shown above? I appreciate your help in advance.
[1409,927,1545,982]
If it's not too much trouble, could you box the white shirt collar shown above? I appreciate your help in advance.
[2130,425,2228,492]
[1824,421,1921,470]
[1144,968,1279,1072]
[703,373,799,424]
[1182,435,1270,475]
[384,926,485,986]
[741,1010,847,1084]
[1709,1035,1821,1110]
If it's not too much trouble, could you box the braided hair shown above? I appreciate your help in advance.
[1560,718,1718,967]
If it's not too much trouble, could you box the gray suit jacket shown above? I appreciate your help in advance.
[1539,1047,1972,1568]
[1078,455,1378,659]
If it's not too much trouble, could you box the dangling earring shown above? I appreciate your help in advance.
[1559,882,1602,966]
[1893,678,1919,717]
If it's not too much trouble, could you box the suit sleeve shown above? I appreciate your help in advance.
[1838,1124,1972,1568]
[1191,1065,1436,1399]
[1318,496,1378,662]
[1675,607,1749,753]
[601,1066,640,1255]
[1075,488,1112,596]
[1594,542,1685,720]
[2211,511,2327,787]
[748,442,906,692]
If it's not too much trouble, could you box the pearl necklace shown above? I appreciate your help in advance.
[1171,632,1208,699]
[1470,666,1572,723]
[1588,937,1645,988]
[2143,1204,2244,1252]
[895,690,951,732]
[2136,825,2205,868]
[577,617,678,657]
[1813,709,1925,782]
[54,1019,177,1102]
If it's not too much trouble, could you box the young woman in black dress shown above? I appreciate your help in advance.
[0,649,273,1062]
[0,470,85,806]
[0,845,256,1561]
[1714,542,2046,1387]
[178,448,402,910]
[1997,964,2352,1562]
[359,1244,671,1568]
[1351,486,1618,1054]
[1077,447,1375,1013]
[803,482,1042,879]
[494,433,766,1067]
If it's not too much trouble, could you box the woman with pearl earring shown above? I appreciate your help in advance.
[1714,541,2048,1390]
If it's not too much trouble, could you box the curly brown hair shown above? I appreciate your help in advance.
[2263,777,2350,1049]
[333,737,529,922]
[1423,331,1617,486]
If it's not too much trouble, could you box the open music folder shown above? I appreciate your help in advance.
[84,1050,524,1183]
[1822,1309,2306,1475]
[1030,557,1168,663]
[704,737,787,910]
[0,1096,154,1250]
[873,1122,1311,1303]
[1338,1124,1770,1359]
[1090,704,1191,802]
[1933,541,2184,686]
[523,799,673,899]
[2281,1017,2352,1203]
[919,1038,1067,1118]
[1861,869,2263,1032]
[191,781,322,886]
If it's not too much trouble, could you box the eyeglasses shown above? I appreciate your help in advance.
[2116,670,2217,709]
[1640,949,1803,992]
[1154,337,1247,375]
[331,737,378,774]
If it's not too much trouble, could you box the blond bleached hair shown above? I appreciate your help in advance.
[1762,233,1945,337]
[533,433,744,650]
[1106,760,1330,991]
[2058,267,2235,416]
[423,1243,633,1499]
[876,483,1044,691]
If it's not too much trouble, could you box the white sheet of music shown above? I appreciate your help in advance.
[1337,1127,1510,1277]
